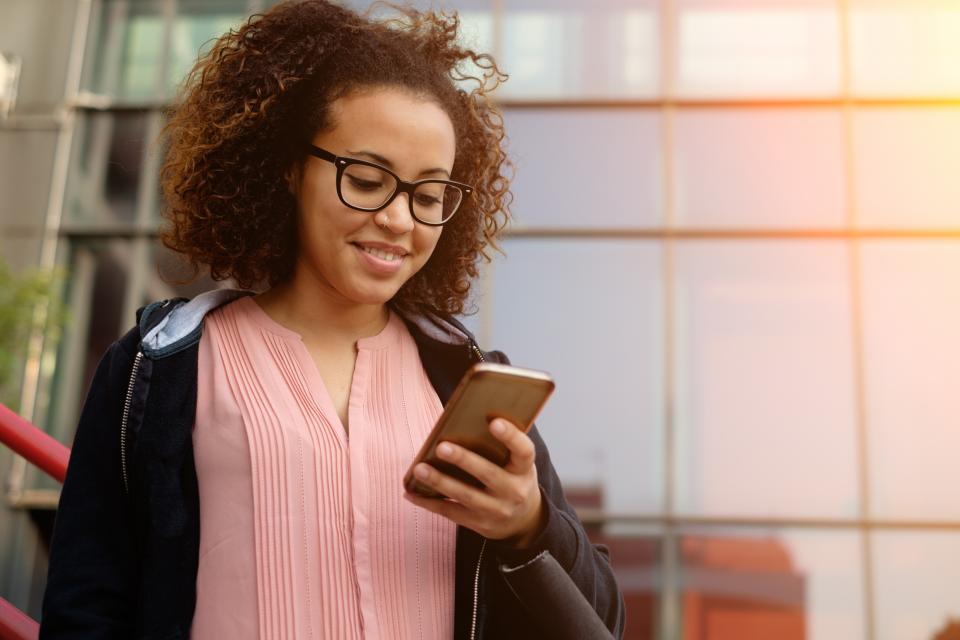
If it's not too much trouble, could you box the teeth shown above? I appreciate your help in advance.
[361,246,402,262]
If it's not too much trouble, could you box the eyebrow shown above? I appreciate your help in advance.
[346,148,451,179]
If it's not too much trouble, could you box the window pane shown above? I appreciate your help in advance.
[168,2,248,96]
[679,529,865,640]
[71,240,131,406]
[84,0,169,100]
[300,0,495,93]
[120,6,167,99]
[65,112,149,226]
[853,108,960,229]
[487,239,664,514]
[874,531,960,640]
[499,0,660,98]
[451,7,496,93]
[675,0,840,98]
[587,526,660,640]
[0,130,57,267]
[674,109,846,228]
[861,241,960,520]
[504,109,663,228]
[84,1,253,101]
[673,242,859,518]
[149,242,230,305]
[850,2,960,97]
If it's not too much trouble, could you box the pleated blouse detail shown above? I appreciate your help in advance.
[191,296,456,639]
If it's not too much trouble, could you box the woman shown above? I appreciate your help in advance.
[40,1,624,638]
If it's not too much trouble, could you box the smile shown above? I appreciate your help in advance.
[360,246,403,262]
[352,242,409,275]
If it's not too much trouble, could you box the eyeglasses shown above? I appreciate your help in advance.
[305,144,474,226]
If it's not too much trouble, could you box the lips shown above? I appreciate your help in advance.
[352,242,408,274]
[358,245,403,262]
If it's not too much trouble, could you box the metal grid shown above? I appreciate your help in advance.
[16,1,960,637]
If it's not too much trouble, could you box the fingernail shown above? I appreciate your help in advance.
[491,420,507,434]
[414,464,430,480]
[437,442,454,458]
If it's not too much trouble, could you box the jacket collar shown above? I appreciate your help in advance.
[137,288,480,359]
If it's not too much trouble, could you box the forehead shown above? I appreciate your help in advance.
[319,87,457,166]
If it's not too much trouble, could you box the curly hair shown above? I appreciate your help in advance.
[160,0,511,315]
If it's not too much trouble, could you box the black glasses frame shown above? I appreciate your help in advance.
[305,144,473,227]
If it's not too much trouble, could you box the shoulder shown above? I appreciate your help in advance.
[135,289,255,359]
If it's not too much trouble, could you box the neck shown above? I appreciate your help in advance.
[254,278,390,345]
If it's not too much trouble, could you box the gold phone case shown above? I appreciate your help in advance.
[403,362,555,498]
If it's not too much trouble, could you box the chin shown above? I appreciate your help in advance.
[343,281,404,306]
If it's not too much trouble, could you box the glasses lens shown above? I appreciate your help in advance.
[413,182,464,224]
[341,163,397,210]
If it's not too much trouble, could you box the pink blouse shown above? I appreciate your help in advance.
[191,296,456,639]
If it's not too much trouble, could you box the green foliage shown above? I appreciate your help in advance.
[0,258,67,413]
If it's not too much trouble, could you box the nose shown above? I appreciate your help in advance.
[378,191,416,234]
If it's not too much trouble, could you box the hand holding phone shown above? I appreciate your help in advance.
[403,362,555,499]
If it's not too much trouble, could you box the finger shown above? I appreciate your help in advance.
[434,441,509,491]
[403,490,518,541]
[411,462,499,512]
[403,491,473,527]
[489,419,536,473]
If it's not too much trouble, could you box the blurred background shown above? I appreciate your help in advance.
[2,0,960,638]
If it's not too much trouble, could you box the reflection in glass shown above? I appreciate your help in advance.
[66,112,149,225]
[500,0,659,98]
[150,241,230,306]
[874,531,960,640]
[452,10,495,91]
[853,108,960,229]
[82,1,162,98]
[83,0,252,100]
[673,242,859,519]
[678,529,864,640]
[503,109,663,228]
[120,10,166,99]
[575,518,659,640]
[488,239,664,514]
[675,1,839,98]
[74,241,131,400]
[860,242,960,520]
[850,2,960,97]
[673,108,846,228]
[169,2,248,95]
[340,0,494,92]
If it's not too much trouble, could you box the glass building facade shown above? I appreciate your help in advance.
[2,1,960,638]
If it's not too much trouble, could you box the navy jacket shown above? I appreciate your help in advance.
[40,290,624,639]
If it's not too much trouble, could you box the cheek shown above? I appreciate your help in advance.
[298,193,358,246]
[417,227,444,255]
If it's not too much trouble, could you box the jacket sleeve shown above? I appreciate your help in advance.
[486,351,626,638]
[40,339,139,639]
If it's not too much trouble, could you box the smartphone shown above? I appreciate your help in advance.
[404,362,555,499]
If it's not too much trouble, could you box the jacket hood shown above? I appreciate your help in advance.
[137,288,478,359]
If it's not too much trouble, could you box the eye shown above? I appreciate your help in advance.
[347,175,384,191]
[414,193,442,207]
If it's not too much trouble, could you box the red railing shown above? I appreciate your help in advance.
[0,598,39,640]
[0,402,71,640]
[0,405,69,484]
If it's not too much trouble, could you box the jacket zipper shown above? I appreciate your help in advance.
[471,343,485,364]
[120,350,143,494]
[469,538,487,640]
[469,340,485,640]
